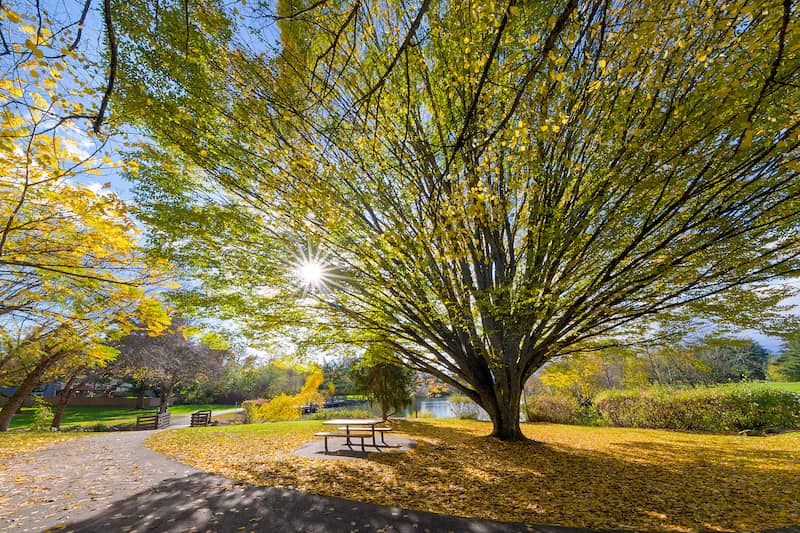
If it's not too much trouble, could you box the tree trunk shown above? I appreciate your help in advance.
[0,367,48,432]
[158,393,169,413]
[488,395,525,440]
[135,381,146,409]
[479,378,526,441]
[51,372,81,431]
[51,392,69,430]
[158,384,175,413]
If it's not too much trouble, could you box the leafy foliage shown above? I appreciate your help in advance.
[243,370,325,423]
[536,345,648,401]
[306,407,375,421]
[594,383,800,432]
[533,337,772,404]
[149,418,800,531]
[116,0,800,440]
[113,318,229,412]
[775,335,800,381]
[524,395,590,425]
[350,344,415,420]
[0,2,171,431]
[29,397,53,432]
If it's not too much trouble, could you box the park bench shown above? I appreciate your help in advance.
[190,410,212,427]
[337,426,392,445]
[136,412,170,430]
[314,432,368,453]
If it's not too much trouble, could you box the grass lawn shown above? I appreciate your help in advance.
[149,418,800,532]
[165,404,238,415]
[764,381,800,393]
[7,403,238,430]
[0,432,85,465]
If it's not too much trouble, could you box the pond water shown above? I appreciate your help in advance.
[402,398,490,421]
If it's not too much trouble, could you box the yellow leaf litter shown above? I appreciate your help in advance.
[147,419,800,532]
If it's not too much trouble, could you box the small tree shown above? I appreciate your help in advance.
[351,344,414,421]
[114,318,227,413]
[775,337,800,382]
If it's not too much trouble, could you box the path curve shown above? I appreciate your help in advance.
[0,413,565,533]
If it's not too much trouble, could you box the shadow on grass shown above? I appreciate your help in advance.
[280,421,800,531]
[146,419,800,531]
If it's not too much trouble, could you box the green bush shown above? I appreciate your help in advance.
[594,383,800,432]
[306,407,375,420]
[524,395,596,425]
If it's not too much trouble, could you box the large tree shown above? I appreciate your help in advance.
[115,0,800,439]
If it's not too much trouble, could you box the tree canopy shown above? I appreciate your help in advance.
[775,335,800,381]
[112,0,800,439]
[114,318,229,412]
[0,1,170,431]
[351,343,415,420]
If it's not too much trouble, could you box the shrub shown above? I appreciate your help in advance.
[307,407,375,420]
[524,395,587,424]
[449,394,479,419]
[595,383,800,432]
[258,393,302,421]
[242,399,268,423]
[242,371,325,423]
[243,395,301,422]
[30,397,53,432]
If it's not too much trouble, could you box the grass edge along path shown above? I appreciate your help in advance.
[148,418,800,533]
[0,432,86,465]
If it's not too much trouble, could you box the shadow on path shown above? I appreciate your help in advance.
[63,471,579,533]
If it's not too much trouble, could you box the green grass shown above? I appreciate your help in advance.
[764,381,800,393]
[6,403,238,430]
[168,403,237,415]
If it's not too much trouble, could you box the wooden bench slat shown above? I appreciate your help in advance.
[336,427,391,432]
[314,432,368,453]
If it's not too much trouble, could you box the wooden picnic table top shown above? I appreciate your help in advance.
[322,418,384,426]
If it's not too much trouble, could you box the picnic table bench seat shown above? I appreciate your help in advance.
[314,431,368,453]
[336,426,392,444]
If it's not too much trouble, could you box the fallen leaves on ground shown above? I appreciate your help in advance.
[0,432,84,465]
[147,419,800,532]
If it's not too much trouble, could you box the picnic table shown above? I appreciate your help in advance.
[315,418,392,453]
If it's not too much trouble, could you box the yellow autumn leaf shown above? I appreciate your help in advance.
[4,9,22,23]
[31,92,48,108]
